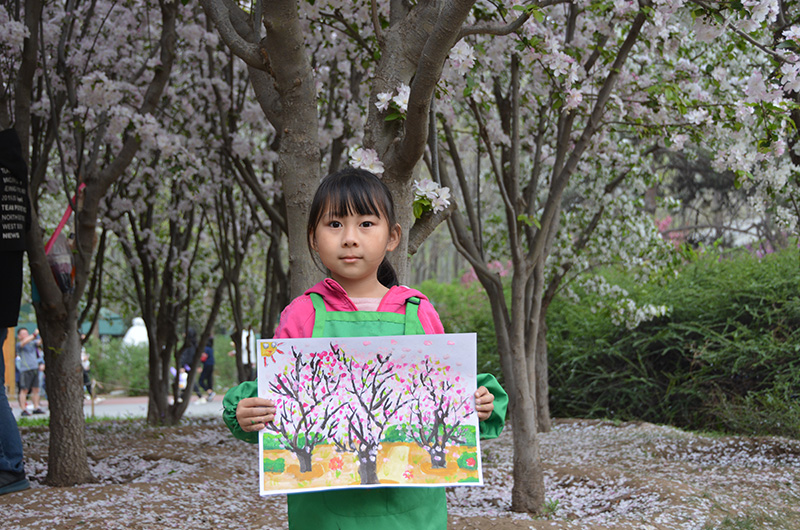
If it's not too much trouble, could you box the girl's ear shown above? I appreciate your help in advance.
[386,223,401,252]
[309,233,318,251]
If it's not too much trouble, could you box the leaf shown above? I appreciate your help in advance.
[517,214,541,229]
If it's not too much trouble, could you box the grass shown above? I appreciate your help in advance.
[16,415,139,428]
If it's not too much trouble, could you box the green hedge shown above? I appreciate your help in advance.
[547,246,800,437]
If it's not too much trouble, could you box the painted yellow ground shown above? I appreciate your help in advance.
[262,441,479,491]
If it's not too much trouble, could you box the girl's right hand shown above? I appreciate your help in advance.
[236,397,276,432]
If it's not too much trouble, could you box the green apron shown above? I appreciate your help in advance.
[287,293,447,530]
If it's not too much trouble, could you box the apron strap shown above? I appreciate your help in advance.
[405,296,421,333]
[310,293,327,338]
[310,292,423,337]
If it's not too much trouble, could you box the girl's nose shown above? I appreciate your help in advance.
[342,225,358,246]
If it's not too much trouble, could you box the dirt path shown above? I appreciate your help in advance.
[2,418,800,529]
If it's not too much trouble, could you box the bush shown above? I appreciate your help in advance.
[85,337,150,396]
[85,333,242,396]
[457,451,478,470]
[263,457,285,473]
[547,246,800,437]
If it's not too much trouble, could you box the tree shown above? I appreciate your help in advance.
[268,344,346,472]
[2,0,178,485]
[405,356,473,468]
[329,345,407,485]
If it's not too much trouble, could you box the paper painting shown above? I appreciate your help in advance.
[256,333,481,496]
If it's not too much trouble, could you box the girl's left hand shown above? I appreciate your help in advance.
[474,386,495,421]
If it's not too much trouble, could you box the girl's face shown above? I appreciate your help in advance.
[311,206,400,296]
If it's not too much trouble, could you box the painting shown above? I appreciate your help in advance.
[256,333,482,496]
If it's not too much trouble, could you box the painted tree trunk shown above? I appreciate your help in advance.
[296,448,313,473]
[429,446,447,469]
[358,450,379,484]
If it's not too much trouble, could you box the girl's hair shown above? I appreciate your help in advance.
[307,167,399,287]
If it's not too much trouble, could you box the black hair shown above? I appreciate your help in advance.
[307,167,399,287]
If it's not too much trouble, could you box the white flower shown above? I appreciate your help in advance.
[375,92,393,112]
[784,25,800,41]
[414,179,440,201]
[669,134,688,151]
[564,89,583,110]
[431,190,451,213]
[449,41,475,75]
[684,108,709,125]
[349,147,384,175]
[392,83,411,112]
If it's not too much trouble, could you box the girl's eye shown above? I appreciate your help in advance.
[328,220,342,228]
[361,221,374,228]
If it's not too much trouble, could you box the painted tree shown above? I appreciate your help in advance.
[1,0,178,484]
[328,345,408,485]
[268,345,347,472]
[404,355,473,468]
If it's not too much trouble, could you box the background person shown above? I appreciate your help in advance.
[198,336,215,401]
[0,127,32,494]
[16,328,44,416]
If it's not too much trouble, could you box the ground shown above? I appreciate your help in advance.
[2,417,800,529]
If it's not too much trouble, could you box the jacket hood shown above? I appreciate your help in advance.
[305,278,430,313]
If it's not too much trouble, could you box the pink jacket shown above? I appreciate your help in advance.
[274,278,445,338]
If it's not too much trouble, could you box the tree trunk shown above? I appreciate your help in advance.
[358,450,379,485]
[429,446,447,468]
[39,314,93,486]
[509,397,545,512]
[296,448,312,474]
[535,316,551,433]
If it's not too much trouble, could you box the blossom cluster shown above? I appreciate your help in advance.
[413,178,451,216]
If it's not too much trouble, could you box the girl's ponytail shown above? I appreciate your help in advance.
[377,258,399,288]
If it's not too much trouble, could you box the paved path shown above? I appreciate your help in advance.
[12,393,225,420]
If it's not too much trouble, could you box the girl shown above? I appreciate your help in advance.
[223,167,507,529]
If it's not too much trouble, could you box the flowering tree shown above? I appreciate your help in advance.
[329,346,408,485]
[405,356,473,468]
[268,345,347,472]
[1,0,178,485]
[197,0,505,296]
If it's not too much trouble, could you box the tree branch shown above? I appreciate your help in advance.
[459,0,569,38]
[198,0,266,69]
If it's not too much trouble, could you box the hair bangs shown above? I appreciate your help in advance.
[324,181,384,220]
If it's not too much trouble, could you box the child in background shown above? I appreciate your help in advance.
[222,167,508,529]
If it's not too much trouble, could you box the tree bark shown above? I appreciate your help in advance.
[39,313,94,486]
[535,316,552,433]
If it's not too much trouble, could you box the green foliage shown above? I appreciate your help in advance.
[453,425,477,446]
[263,457,285,473]
[85,337,150,396]
[84,332,241,397]
[547,246,800,437]
[382,424,410,443]
[457,451,478,470]
[262,433,284,450]
[415,280,503,385]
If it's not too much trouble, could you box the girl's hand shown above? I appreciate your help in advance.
[236,397,276,432]
[474,386,495,421]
